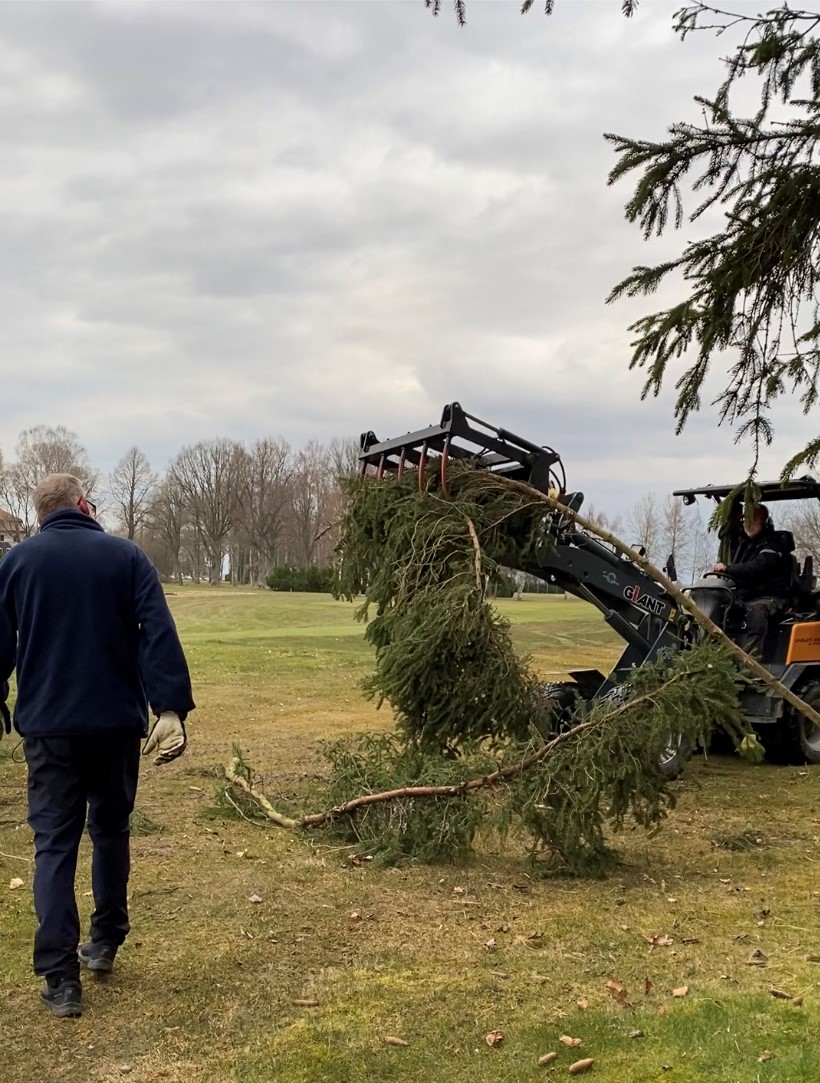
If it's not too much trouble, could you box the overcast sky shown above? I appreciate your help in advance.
[2,0,811,512]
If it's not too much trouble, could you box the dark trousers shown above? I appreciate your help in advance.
[25,734,141,982]
[743,596,787,655]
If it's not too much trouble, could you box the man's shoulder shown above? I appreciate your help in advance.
[94,534,156,570]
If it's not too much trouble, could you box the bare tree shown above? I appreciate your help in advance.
[286,441,335,567]
[234,438,293,585]
[0,448,28,542]
[169,439,243,585]
[107,446,158,541]
[582,503,624,539]
[626,492,661,565]
[0,425,97,536]
[144,477,189,583]
[659,494,691,583]
[327,435,360,479]
[779,502,820,569]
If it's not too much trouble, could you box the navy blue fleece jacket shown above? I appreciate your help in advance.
[0,509,194,737]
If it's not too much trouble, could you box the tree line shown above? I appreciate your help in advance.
[0,425,359,585]
[3,424,816,587]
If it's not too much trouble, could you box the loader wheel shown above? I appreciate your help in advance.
[795,682,820,765]
[532,682,580,739]
[757,721,794,765]
[658,733,693,780]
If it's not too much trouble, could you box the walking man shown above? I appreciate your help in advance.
[0,473,195,1018]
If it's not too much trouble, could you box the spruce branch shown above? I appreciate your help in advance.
[608,3,820,474]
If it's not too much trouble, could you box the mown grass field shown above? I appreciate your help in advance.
[1,588,820,1082]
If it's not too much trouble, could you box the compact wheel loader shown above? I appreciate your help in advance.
[359,402,820,774]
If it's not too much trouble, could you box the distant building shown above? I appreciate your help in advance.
[0,508,23,556]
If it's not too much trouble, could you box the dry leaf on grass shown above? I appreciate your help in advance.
[758,1051,775,1062]
[513,931,543,948]
[792,995,804,1006]
[485,938,497,952]
[538,1052,558,1066]
[8,878,24,890]
[643,934,674,948]
[384,1036,409,1047]
[672,986,689,998]
[576,998,589,1010]
[604,979,632,1008]
[248,893,262,904]
[569,1058,595,1075]
[746,949,767,966]
[769,987,793,1000]
[644,977,653,995]
[485,1031,505,1047]
[292,998,318,1007]
[559,1035,582,1048]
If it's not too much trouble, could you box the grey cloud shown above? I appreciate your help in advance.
[0,1,811,514]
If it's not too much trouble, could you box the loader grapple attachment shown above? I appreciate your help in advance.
[359,402,566,495]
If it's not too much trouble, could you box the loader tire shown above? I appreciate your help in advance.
[763,681,820,765]
[658,732,693,780]
[794,682,820,765]
[532,682,580,739]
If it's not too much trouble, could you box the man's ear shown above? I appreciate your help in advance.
[77,496,91,517]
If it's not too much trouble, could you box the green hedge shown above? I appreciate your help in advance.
[266,565,334,593]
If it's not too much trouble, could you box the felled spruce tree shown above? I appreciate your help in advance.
[325,462,746,873]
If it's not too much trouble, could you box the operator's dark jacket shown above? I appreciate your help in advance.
[0,510,194,736]
[726,524,793,603]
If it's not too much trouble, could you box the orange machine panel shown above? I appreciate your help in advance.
[786,622,820,664]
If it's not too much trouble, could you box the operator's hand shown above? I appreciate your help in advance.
[143,711,187,765]
[713,562,727,573]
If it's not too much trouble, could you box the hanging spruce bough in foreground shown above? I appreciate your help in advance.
[607,3,820,482]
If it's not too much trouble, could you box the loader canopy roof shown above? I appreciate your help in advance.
[674,476,820,506]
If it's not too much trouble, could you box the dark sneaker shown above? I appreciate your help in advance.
[78,941,117,974]
[41,978,82,1018]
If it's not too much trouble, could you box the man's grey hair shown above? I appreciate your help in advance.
[33,473,85,524]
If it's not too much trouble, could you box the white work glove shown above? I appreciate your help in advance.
[143,711,187,765]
